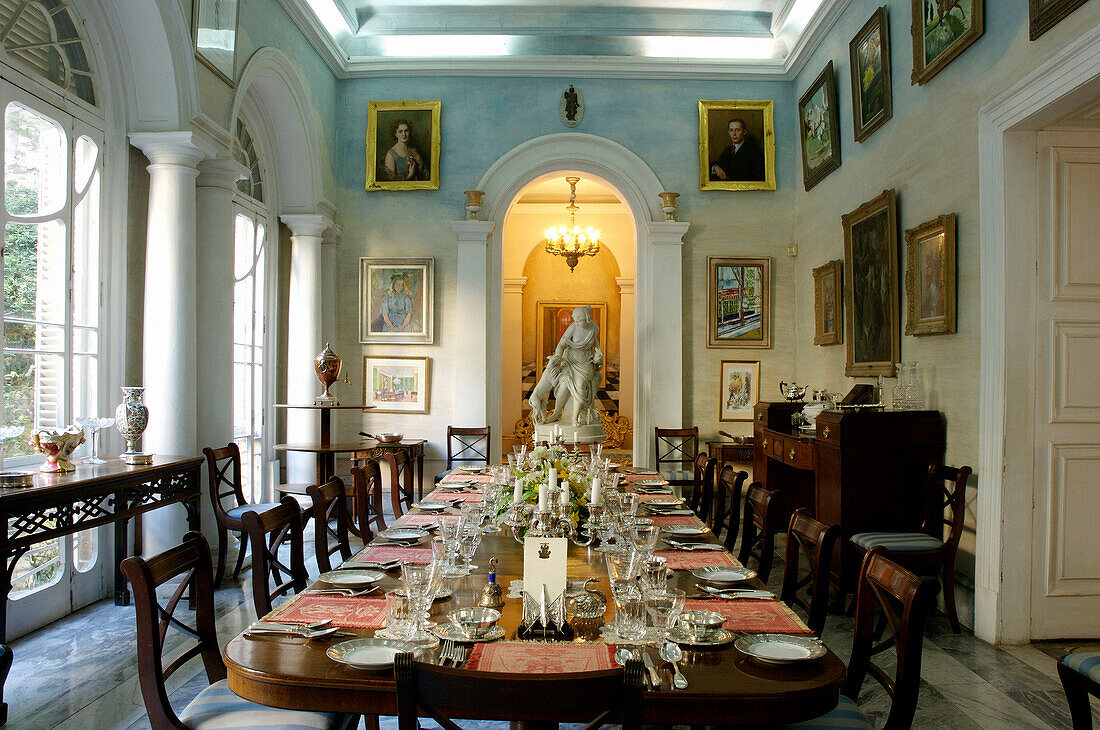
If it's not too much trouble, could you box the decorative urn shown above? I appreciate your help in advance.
[658,191,680,221]
[314,343,346,405]
[115,386,152,464]
[464,190,485,220]
[31,426,85,473]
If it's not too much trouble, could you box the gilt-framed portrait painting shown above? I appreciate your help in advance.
[192,0,239,85]
[813,260,843,346]
[362,356,430,414]
[359,257,434,344]
[850,6,893,142]
[698,100,776,191]
[1030,0,1091,39]
[798,62,842,191]
[536,302,608,387]
[706,257,771,349]
[911,0,983,86]
[843,190,900,377]
[365,100,441,191]
[904,214,957,336]
[719,360,760,422]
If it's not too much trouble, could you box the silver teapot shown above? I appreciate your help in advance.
[779,381,809,402]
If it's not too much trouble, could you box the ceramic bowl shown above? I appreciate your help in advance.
[679,609,726,642]
[447,607,501,639]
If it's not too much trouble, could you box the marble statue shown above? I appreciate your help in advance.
[530,305,607,444]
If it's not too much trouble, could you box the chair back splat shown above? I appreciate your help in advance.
[654,426,699,488]
[308,477,354,573]
[781,508,841,637]
[446,426,491,470]
[737,482,783,582]
[240,496,308,616]
[351,460,388,539]
[386,450,416,518]
[712,463,749,548]
[690,453,718,520]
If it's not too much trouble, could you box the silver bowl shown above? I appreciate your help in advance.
[375,433,403,444]
[447,607,501,639]
[679,609,726,642]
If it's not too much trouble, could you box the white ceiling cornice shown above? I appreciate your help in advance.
[275,0,351,77]
[782,0,851,81]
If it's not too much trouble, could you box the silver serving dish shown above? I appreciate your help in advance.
[447,607,501,639]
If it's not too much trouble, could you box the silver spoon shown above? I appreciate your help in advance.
[660,641,688,689]
[614,647,633,667]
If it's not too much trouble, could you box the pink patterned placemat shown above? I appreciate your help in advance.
[265,594,387,629]
[649,515,704,527]
[354,546,433,565]
[465,642,618,673]
[440,472,491,484]
[392,513,442,527]
[437,491,483,503]
[684,599,812,635]
[654,550,738,571]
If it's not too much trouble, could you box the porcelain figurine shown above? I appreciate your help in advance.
[31,426,85,473]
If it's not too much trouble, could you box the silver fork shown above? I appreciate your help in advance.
[452,643,470,667]
[439,639,455,666]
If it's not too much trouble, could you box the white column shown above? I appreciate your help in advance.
[281,214,333,483]
[452,220,495,430]
[320,225,341,347]
[129,131,206,556]
[501,277,527,435]
[615,277,635,425]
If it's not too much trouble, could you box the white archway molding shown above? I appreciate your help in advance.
[231,48,328,214]
[466,132,689,463]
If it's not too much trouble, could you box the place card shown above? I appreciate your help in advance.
[465,641,617,672]
[264,594,387,629]
[683,598,812,635]
[523,537,567,602]
[653,550,738,571]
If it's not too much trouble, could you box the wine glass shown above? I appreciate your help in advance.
[75,417,115,464]
[439,517,466,578]
[631,524,661,558]
[401,561,442,645]
[646,588,685,640]
[458,518,483,572]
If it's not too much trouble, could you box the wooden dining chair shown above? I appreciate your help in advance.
[737,482,783,582]
[781,508,841,637]
[689,452,717,520]
[350,460,388,539]
[849,462,972,632]
[394,652,644,729]
[1058,651,1100,729]
[202,443,282,587]
[307,477,354,573]
[120,532,356,730]
[711,462,749,549]
[654,426,699,488]
[240,496,308,616]
[385,450,416,518]
[790,548,940,729]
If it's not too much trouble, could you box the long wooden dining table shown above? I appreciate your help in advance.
[222,476,845,726]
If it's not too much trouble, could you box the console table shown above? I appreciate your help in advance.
[352,439,426,499]
[273,404,374,487]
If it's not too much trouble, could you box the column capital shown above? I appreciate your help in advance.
[645,220,690,245]
[197,157,248,190]
[280,213,334,238]
[129,131,206,168]
[451,220,494,244]
[322,224,343,245]
[615,277,635,294]
[503,276,527,294]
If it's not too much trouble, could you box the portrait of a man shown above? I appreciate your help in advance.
[710,118,765,182]
[698,100,776,191]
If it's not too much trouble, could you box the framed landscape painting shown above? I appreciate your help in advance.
[911,0,983,85]
[698,100,776,191]
[904,214,957,336]
[1030,0,1090,39]
[719,360,760,422]
[843,190,900,377]
[706,257,771,349]
[365,100,441,191]
[798,62,842,191]
[359,257,434,344]
[362,356,430,414]
[850,7,893,142]
[813,260,843,346]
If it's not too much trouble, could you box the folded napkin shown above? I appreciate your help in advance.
[264,594,387,629]
[354,546,433,565]
[683,598,812,635]
[465,641,617,673]
[653,550,738,571]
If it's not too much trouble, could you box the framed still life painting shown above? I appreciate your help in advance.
[362,356,431,414]
[365,100,441,191]
[706,257,771,349]
[698,100,776,191]
[843,190,900,377]
[813,260,843,346]
[911,0,983,86]
[359,257,434,344]
[719,360,760,422]
[904,214,957,336]
[798,62,842,191]
[850,7,893,142]
[1030,0,1090,39]
[192,0,239,85]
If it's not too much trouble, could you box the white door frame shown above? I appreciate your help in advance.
[454,133,689,465]
[976,23,1100,644]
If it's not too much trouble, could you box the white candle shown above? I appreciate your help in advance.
[559,480,571,505]
[548,467,558,491]
[538,483,547,511]
[591,477,601,506]
[513,477,523,503]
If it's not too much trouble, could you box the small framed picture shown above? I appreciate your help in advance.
[798,62,842,191]
[706,257,772,349]
[366,100,441,191]
[362,356,431,414]
[1030,0,1090,39]
[359,257,434,344]
[911,0,983,86]
[904,214,957,336]
[850,7,893,142]
[719,361,760,422]
[843,190,900,377]
[192,0,240,85]
[698,100,776,191]
[813,260,843,346]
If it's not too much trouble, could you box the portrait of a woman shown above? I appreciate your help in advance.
[381,118,427,181]
[375,273,415,332]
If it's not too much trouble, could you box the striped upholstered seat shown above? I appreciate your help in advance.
[225,502,281,520]
[659,468,694,483]
[1063,651,1100,685]
[786,696,873,729]
[179,679,345,729]
[850,531,944,552]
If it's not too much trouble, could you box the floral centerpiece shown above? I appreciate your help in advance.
[499,444,592,528]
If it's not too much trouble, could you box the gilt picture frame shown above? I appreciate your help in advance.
[362,356,431,414]
[719,360,760,422]
[850,7,893,142]
[706,257,772,349]
[192,0,239,86]
[813,260,843,346]
[904,214,957,336]
[1029,0,1091,40]
[365,100,441,191]
[359,257,434,344]
[698,100,776,191]
[911,0,983,86]
[843,190,900,377]
[798,62,842,192]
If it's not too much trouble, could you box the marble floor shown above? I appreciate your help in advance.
[4,527,1099,729]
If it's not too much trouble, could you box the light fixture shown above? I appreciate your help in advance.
[544,176,601,273]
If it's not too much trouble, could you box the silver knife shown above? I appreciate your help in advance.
[641,652,661,689]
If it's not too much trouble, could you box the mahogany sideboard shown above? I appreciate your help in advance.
[753,401,946,591]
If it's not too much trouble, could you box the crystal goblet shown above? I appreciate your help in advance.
[75,417,115,464]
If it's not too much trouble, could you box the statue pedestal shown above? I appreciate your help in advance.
[533,422,606,444]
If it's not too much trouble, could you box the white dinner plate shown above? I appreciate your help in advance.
[633,479,668,486]
[646,498,682,507]
[664,525,708,536]
[327,638,415,670]
[318,569,385,587]
[379,528,429,541]
[458,465,486,473]
[734,634,826,664]
[691,566,756,584]
[416,501,450,511]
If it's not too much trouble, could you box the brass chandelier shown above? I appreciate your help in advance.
[544,176,601,273]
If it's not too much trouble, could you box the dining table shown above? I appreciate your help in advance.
[222,468,845,726]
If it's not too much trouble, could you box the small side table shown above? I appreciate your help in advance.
[352,439,427,499]
[707,438,755,465]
